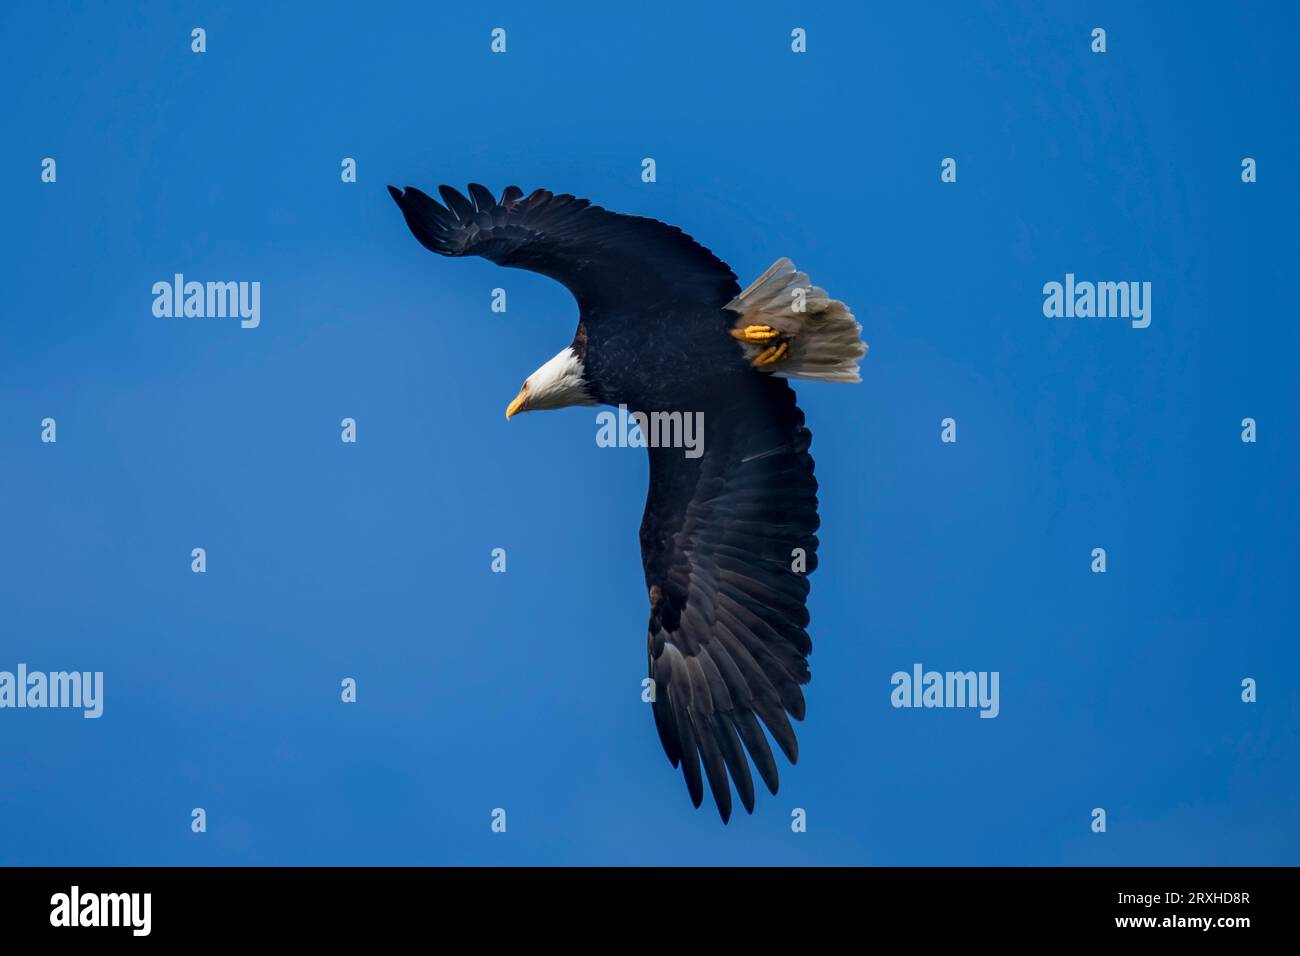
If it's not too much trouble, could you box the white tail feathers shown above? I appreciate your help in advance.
[725,258,866,383]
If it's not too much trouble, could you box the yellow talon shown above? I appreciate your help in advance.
[752,341,789,366]
[731,324,781,343]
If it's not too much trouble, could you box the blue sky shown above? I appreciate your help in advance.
[1,0,1297,865]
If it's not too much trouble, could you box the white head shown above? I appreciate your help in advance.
[505,346,596,419]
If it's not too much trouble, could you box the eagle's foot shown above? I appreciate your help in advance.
[730,324,782,344]
[752,340,790,366]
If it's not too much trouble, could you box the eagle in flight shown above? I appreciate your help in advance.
[389,183,866,821]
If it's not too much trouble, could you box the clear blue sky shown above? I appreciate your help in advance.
[1,0,1296,865]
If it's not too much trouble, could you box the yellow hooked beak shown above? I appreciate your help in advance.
[505,385,529,420]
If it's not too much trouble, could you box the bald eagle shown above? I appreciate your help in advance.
[388,183,866,821]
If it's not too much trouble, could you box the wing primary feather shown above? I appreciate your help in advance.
[692,713,733,823]
[713,714,755,814]
[671,692,705,807]
[732,711,780,795]
[752,695,800,764]
[437,184,476,222]
[467,182,495,212]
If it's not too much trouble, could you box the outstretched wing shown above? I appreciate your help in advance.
[387,183,739,316]
[641,375,820,821]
